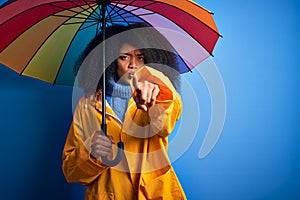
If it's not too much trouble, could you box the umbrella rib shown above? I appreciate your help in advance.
[53,14,96,22]
[107,0,121,15]
[106,2,157,26]
[49,1,99,21]
[116,0,136,11]
[49,2,102,27]
[69,0,92,12]
[49,2,89,17]
[81,0,101,21]
[67,0,97,17]
[108,19,142,24]
[124,12,155,17]
[62,21,96,26]
[116,1,156,25]
[105,0,121,25]
[178,54,193,73]
[107,5,131,26]
[79,22,98,31]
[108,0,138,19]
[126,1,157,13]
[109,1,156,19]
[52,2,102,85]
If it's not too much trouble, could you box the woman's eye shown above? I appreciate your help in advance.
[138,56,145,61]
[119,55,128,60]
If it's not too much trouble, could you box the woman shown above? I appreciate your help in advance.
[62,23,186,200]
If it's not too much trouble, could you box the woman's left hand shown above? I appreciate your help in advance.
[132,75,160,111]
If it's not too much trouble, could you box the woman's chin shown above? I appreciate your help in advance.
[118,77,131,85]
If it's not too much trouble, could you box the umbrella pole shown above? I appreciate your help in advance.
[99,0,124,167]
[101,1,107,136]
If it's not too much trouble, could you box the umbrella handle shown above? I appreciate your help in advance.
[101,142,124,167]
[100,124,124,167]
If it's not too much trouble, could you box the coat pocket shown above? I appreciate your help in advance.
[141,169,185,200]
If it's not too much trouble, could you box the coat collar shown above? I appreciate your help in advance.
[93,96,135,126]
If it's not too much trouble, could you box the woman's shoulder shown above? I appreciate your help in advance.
[75,94,96,109]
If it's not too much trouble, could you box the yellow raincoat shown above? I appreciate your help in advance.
[62,66,187,200]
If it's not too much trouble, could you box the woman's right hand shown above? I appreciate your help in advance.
[90,131,115,159]
[132,75,160,111]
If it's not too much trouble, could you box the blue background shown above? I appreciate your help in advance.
[1,0,300,199]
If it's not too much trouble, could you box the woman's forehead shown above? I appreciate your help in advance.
[119,43,142,54]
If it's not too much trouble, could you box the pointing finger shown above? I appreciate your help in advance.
[132,75,139,91]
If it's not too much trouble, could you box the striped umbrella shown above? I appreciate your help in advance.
[0,0,220,84]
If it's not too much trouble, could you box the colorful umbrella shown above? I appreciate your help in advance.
[0,0,220,84]
[0,0,221,165]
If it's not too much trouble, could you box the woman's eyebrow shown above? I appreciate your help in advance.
[119,52,144,56]
[119,52,132,55]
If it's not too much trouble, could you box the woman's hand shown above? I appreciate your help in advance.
[132,75,160,111]
[90,131,115,159]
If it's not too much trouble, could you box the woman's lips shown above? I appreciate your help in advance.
[128,71,135,79]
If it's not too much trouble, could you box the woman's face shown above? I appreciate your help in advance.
[116,43,145,85]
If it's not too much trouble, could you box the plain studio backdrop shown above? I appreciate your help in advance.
[0,0,299,199]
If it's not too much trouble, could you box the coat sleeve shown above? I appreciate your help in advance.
[130,66,183,138]
[62,98,108,185]
[149,82,182,137]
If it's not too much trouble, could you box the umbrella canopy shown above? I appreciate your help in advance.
[0,0,220,85]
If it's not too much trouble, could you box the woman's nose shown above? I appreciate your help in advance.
[129,57,138,69]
